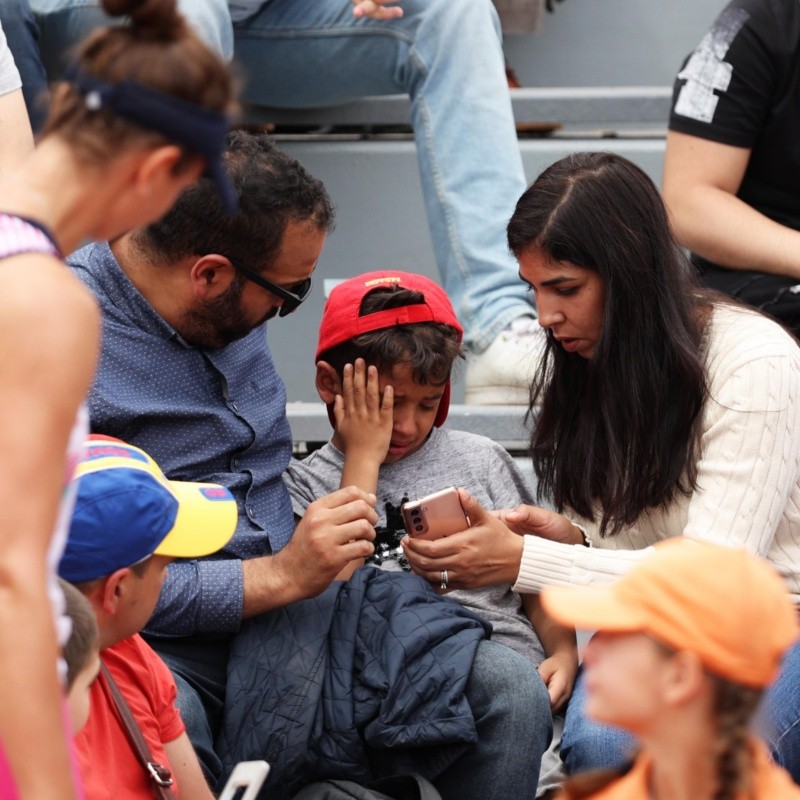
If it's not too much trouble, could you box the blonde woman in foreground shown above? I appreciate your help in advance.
[0,0,234,795]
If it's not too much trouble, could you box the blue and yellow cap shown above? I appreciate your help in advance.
[59,435,237,583]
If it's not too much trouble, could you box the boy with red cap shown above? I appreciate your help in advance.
[59,436,238,800]
[542,538,800,800]
[283,270,575,794]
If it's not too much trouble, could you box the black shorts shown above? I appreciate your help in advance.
[696,262,800,339]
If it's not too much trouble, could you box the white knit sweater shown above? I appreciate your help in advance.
[514,304,800,603]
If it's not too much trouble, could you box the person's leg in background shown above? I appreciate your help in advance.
[29,0,233,82]
[233,0,544,404]
[696,262,800,339]
[0,0,49,131]
[560,666,638,774]
[753,639,800,782]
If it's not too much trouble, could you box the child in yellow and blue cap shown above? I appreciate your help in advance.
[59,435,237,800]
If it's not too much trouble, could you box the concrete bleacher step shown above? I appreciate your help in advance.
[242,86,672,130]
[288,402,533,450]
[243,0,718,406]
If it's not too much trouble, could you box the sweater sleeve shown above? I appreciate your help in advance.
[683,351,800,555]
[514,309,800,594]
[514,535,653,593]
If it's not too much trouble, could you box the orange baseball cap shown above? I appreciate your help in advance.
[542,538,799,688]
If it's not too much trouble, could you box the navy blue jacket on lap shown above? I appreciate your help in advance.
[217,568,491,799]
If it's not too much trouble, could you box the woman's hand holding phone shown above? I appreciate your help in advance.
[401,486,469,541]
[402,488,525,591]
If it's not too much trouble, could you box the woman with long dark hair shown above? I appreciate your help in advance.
[403,151,800,780]
[0,1,233,796]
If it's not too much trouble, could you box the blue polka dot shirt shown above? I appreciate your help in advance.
[69,242,296,636]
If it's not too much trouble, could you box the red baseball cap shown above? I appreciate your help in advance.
[316,271,463,427]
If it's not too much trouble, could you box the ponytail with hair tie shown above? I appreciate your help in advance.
[101,0,188,40]
[41,0,235,189]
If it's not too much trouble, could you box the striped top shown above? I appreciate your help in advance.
[0,213,60,259]
[0,212,84,659]
[514,304,800,604]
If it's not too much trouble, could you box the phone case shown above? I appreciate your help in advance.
[401,487,470,540]
[217,760,270,800]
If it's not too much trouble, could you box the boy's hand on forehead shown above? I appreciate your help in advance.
[335,359,394,465]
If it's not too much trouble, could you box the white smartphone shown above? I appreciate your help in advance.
[217,760,270,800]
[401,486,470,540]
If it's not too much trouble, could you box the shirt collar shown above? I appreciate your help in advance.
[89,241,194,348]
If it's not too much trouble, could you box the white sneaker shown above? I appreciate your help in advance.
[465,316,546,405]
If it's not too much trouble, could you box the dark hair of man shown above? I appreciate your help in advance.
[507,151,708,537]
[318,286,463,386]
[132,130,334,272]
[59,578,99,690]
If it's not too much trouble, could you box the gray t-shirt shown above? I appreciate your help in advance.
[283,427,546,665]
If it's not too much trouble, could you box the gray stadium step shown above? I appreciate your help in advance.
[241,86,672,130]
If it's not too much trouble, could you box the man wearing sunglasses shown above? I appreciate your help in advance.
[67,129,547,800]
[67,130,350,771]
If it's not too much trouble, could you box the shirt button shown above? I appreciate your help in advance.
[230,402,239,413]
[246,506,255,519]
[232,458,240,469]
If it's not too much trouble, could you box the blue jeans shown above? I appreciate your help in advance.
[30,0,232,77]
[560,666,637,775]
[30,0,534,351]
[0,0,48,130]
[418,638,551,800]
[563,642,800,784]
[154,636,551,799]
[754,639,800,781]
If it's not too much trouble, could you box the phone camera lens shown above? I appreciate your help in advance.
[415,525,423,532]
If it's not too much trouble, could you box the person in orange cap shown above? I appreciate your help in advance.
[540,538,800,800]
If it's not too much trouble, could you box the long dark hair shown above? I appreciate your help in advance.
[507,152,708,536]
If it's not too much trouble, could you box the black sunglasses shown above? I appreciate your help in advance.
[227,256,312,317]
